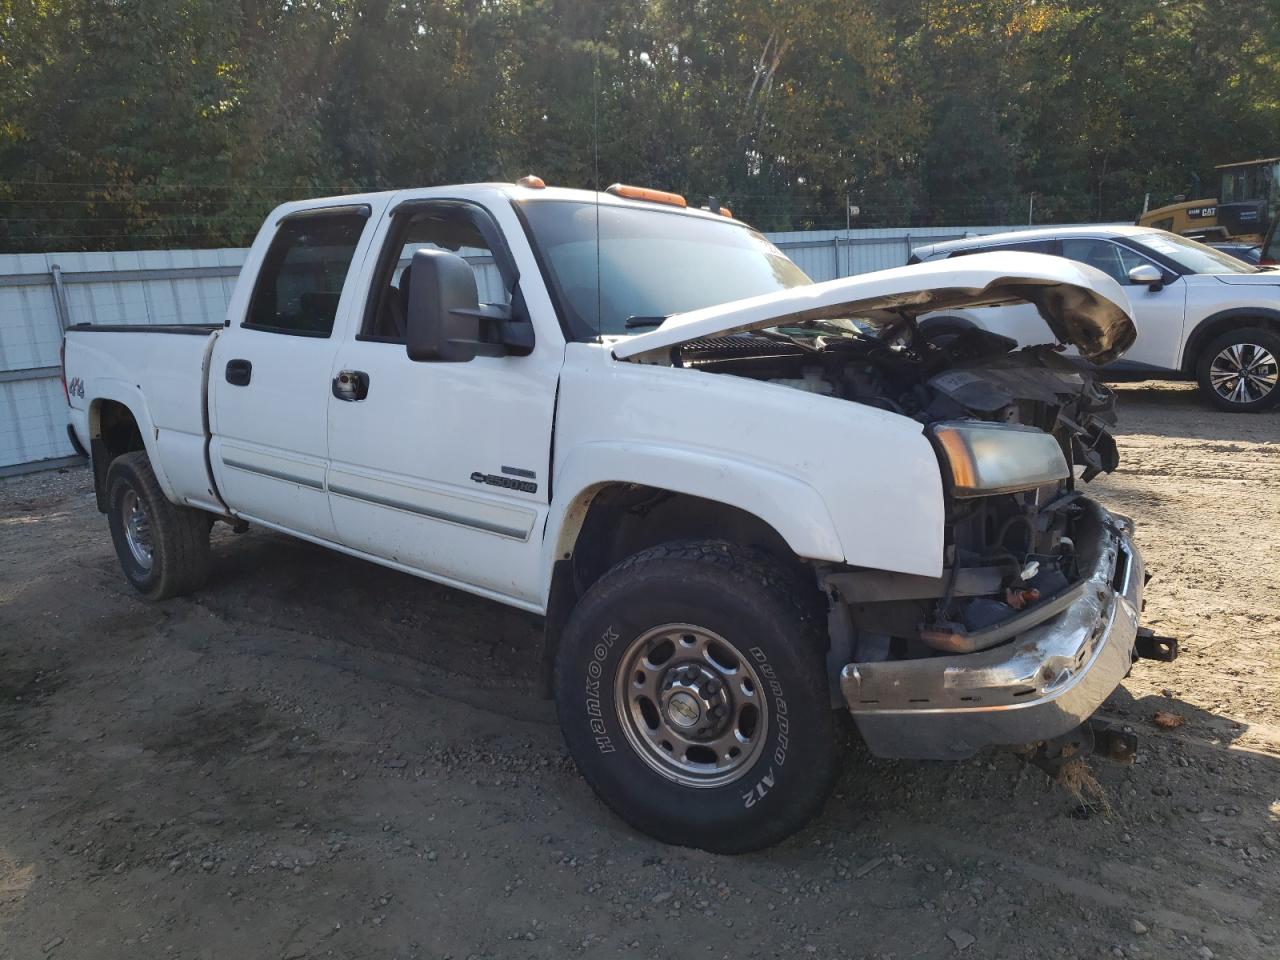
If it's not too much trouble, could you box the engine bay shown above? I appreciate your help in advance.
[673,325,1124,661]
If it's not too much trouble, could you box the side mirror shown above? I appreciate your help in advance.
[1127,263,1164,290]
[406,248,483,362]
[405,248,534,362]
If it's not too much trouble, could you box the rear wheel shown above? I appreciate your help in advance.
[554,540,836,853]
[1195,327,1280,412]
[106,451,211,599]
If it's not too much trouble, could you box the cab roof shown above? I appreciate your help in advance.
[271,182,744,227]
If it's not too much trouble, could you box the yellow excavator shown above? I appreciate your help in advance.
[1137,157,1279,244]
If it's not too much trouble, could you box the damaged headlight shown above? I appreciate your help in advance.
[930,421,1069,498]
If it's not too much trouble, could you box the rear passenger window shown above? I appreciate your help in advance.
[245,210,369,337]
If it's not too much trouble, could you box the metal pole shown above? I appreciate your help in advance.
[49,264,72,332]
[1028,194,1034,226]
[845,192,852,276]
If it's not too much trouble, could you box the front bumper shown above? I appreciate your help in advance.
[842,498,1143,760]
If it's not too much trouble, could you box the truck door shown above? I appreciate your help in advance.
[324,199,558,608]
[209,205,377,539]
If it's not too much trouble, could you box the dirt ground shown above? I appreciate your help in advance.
[1,380,1278,960]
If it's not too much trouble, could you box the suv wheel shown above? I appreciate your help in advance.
[1196,327,1280,412]
[106,451,211,599]
[554,540,837,853]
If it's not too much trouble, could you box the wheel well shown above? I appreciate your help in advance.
[89,399,144,512]
[568,485,802,592]
[539,484,816,695]
[1182,312,1280,375]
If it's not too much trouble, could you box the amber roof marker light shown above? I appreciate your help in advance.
[605,183,687,208]
[516,175,546,189]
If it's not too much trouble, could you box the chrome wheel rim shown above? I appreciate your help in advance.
[614,623,768,788]
[122,490,154,570]
[1210,342,1278,404]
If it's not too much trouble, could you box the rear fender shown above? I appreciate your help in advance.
[86,381,178,503]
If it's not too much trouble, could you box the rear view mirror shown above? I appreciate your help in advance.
[405,248,535,362]
[1127,263,1164,289]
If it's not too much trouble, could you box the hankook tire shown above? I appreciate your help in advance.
[554,540,836,853]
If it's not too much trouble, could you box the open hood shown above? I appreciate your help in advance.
[613,252,1136,365]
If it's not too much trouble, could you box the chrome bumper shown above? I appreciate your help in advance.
[842,499,1143,760]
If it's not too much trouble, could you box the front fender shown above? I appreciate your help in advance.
[548,348,949,608]
[544,440,846,597]
[1180,305,1280,373]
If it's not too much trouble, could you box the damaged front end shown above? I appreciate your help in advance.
[811,334,1165,761]
[835,499,1145,759]
[807,331,1159,760]
[613,253,1169,761]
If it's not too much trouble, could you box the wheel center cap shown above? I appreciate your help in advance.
[666,691,701,728]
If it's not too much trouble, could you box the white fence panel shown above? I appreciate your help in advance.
[0,223,1085,473]
[0,376,73,467]
[0,248,245,473]
[767,224,1065,281]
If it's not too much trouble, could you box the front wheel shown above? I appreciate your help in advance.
[554,540,837,853]
[1195,327,1280,412]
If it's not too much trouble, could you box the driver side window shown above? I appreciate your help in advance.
[1061,239,1155,285]
[362,206,510,343]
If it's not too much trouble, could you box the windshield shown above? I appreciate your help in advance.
[517,199,811,340]
[1138,231,1259,274]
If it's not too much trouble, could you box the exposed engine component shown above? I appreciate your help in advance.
[677,327,1118,466]
[676,324,1124,662]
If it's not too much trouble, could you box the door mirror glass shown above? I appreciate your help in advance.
[405,248,484,362]
[1127,263,1164,286]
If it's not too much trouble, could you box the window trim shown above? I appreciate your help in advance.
[955,234,1182,285]
[1095,238,1181,284]
[241,205,372,339]
[356,198,520,344]
[1051,236,1178,285]
[947,238,1062,258]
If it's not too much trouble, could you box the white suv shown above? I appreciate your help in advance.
[910,225,1280,411]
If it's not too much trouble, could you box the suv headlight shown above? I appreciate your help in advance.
[930,421,1069,498]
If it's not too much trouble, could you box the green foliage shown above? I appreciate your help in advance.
[2,0,1279,249]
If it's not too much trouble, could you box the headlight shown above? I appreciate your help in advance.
[930,421,1069,498]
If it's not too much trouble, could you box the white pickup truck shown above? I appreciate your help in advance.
[63,181,1171,853]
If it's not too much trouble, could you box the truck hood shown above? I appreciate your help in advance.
[613,252,1136,364]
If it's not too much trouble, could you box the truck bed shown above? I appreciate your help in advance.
[64,323,222,512]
